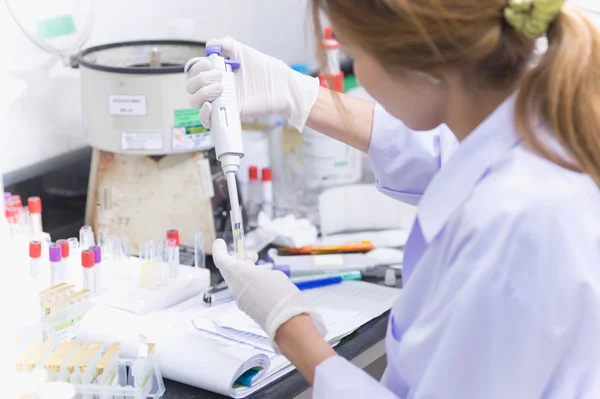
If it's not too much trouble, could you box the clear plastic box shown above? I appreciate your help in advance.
[16,324,165,399]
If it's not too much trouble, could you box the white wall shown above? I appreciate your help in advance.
[0,0,316,175]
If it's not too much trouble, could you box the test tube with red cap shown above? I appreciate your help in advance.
[89,246,103,294]
[247,165,261,227]
[81,249,95,294]
[262,167,273,219]
[29,240,42,280]
[49,243,62,286]
[28,196,43,235]
[166,230,180,277]
[56,239,70,283]
[318,27,344,93]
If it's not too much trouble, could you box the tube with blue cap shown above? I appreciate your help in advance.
[185,45,246,260]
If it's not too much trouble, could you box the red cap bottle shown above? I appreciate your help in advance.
[28,197,42,214]
[57,239,69,258]
[29,241,42,259]
[262,168,272,182]
[167,229,180,246]
[81,250,95,268]
[248,166,259,181]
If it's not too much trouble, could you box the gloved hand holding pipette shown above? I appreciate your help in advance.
[185,37,320,132]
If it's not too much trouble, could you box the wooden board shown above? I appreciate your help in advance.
[86,149,216,255]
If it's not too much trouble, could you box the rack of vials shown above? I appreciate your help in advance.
[16,323,165,398]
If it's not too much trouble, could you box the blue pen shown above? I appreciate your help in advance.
[293,276,343,291]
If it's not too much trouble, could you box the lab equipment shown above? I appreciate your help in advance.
[28,196,43,235]
[30,240,42,280]
[185,44,246,260]
[81,250,95,294]
[246,166,261,227]
[90,246,102,295]
[203,283,233,306]
[56,239,70,283]
[194,232,205,269]
[261,168,273,219]
[166,230,180,266]
[79,226,95,250]
[49,244,62,286]
[97,227,108,250]
[318,27,344,92]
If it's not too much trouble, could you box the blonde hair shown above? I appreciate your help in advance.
[312,1,600,186]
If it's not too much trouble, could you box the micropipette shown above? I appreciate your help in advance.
[185,45,246,260]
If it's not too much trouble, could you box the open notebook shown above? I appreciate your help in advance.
[78,281,400,398]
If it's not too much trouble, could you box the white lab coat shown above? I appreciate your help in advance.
[312,96,600,398]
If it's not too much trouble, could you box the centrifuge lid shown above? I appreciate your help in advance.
[76,40,206,75]
[4,0,93,64]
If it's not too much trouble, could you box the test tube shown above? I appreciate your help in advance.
[166,229,180,266]
[81,250,95,294]
[79,226,95,250]
[28,196,43,235]
[29,241,42,281]
[139,242,149,288]
[166,238,177,279]
[56,240,70,284]
[230,209,246,260]
[49,244,62,287]
[67,237,79,252]
[97,227,108,249]
[90,246,102,295]
[194,231,205,269]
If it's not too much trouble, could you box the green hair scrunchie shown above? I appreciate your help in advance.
[504,0,565,39]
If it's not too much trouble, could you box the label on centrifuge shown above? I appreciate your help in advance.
[108,94,147,116]
[121,132,163,151]
[172,127,213,151]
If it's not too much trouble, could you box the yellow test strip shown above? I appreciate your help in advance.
[67,341,92,374]
[45,340,79,373]
[16,339,41,372]
[27,339,55,371]
[79,342,103,373]
[96,343,121,377]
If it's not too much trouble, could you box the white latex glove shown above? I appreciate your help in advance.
[185,37,320,132]
[212,239,326,352]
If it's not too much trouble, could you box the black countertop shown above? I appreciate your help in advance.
[163,311,390,399]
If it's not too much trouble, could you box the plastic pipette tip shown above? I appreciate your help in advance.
[90,245,102,263]
[262,168,272,182]
[81,250,95,268]
[167,229,180,246]
[56,239,69,258]
[49,243,62,262]
[29,241,42,259]
[27,196,42,214]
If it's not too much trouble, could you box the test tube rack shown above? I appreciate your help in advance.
[16,324,165,399]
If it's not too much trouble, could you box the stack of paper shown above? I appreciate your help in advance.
[78,281,400,398]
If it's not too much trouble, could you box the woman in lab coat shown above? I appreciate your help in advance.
[186,0,600,397]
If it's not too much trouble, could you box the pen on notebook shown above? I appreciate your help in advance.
[203,271,361,306]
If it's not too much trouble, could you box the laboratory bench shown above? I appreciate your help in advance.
[6,147,392,398]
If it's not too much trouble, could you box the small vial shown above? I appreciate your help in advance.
[90,246,103,295]
[261,167,273,219]
[56,239,70,283]
[230,209,246,260]
[28,196,43,235]
[194,231,205,269]
[49,243,62,286]
[81,250,95,294]
[166,229,180,267]
[67,237,79,252]
[79,225,95,250]
[29,240,42,281]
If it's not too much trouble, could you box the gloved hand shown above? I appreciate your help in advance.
[212,239,326,352]
[185,37,320,132]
